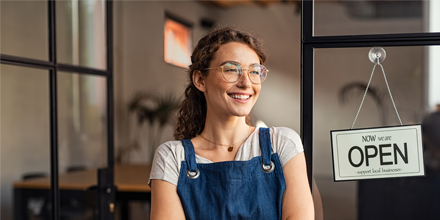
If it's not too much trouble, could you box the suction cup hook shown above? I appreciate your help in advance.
[368,47,386,64]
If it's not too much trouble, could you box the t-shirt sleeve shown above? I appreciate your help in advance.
[148,141,182,186]
[271,127,304,167]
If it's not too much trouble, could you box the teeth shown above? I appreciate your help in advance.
[229,94,250,100]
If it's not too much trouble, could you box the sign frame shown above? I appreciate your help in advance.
[330,124,425,182]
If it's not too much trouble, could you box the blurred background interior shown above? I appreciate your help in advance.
[1,0,440,220]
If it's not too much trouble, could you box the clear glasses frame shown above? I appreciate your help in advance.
[204,62,268,84]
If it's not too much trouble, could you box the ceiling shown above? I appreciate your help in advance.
[200,0,422,19]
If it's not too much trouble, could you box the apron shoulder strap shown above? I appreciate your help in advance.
[180,139,198,172]
[258,127,272,166]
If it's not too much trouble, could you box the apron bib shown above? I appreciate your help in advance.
[177,128,286,220]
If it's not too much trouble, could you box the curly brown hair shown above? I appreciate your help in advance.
[173,27,267,140]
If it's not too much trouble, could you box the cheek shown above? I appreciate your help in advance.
[213,81,233,94]
[253,87,261,102]
[254,85,262,95]
[205,81,230,98]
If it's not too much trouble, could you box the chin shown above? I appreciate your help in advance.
[233,110,252,117]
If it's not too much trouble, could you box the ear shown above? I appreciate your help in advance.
[192,70,207,92]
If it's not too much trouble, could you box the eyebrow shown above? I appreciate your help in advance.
[219,61,260,66]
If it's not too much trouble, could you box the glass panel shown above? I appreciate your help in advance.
[1,65,51,220]
[313,46,440,220]
[57,0,107,70]
[58,72,108,172]
[57,72,107,219]
[0,1,48,60]
[313,0,436,36]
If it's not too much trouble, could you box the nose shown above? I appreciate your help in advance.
[236,68,252,88]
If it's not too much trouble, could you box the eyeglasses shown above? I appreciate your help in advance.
[205,62,268,84]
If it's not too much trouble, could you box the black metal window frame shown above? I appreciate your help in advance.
[300,0,440,191]
[0,0,114,219]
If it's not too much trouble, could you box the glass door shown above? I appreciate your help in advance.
[0,0,115,219]
[301,1,440,219]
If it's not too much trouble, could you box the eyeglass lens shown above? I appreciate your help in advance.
[222,62,267,83]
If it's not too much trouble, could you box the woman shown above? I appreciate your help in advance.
[149,27,314,220]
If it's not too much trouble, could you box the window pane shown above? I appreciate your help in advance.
[57,72,107,218]
[1,65,51,220]
[58,72,108,173]
[57,0,107,70]
[0,1,48,60]
[312,46,440,220]
[313,0,435,36]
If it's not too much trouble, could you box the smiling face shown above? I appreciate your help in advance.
[194,42,262,120]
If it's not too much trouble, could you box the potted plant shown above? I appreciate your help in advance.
[116,91,180,163]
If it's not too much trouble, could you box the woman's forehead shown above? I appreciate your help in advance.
[212,42,260,65]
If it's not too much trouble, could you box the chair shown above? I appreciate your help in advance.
[22,172,50,220]
[66,165,87,173]
[60,165,96,220]
[22,172,47,180]
[59,188,96,220]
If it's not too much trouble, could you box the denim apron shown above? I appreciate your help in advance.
[177,128,286,220]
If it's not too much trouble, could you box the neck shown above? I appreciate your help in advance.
[201,113,251,146]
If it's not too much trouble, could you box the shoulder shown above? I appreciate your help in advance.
[153,140,187,167]
[149,140,186,186]
[270,127,301,139]
[154,140,185,159]
[270,127,302,146]
[268,127,304,166]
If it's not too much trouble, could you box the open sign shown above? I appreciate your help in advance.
[331,125,424,181]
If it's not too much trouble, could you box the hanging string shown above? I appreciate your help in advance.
[351,62,403,129]
[379,64,403,126]
[351,64,377,129]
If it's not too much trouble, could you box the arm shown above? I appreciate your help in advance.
[313,180,324,220]
[281,152,315,220]
[150,179,186,220]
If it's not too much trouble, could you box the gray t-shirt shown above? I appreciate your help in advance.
[149,127,304,186]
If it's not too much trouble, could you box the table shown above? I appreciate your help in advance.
[13,164,151,220]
